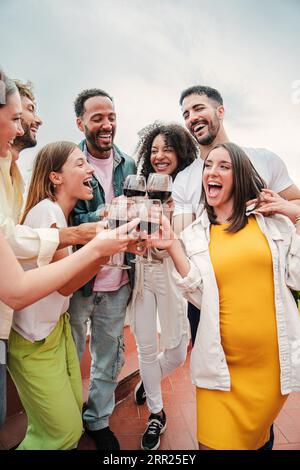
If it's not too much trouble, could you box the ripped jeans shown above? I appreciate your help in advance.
[69,283,131,431]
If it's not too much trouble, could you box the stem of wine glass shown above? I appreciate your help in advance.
[147,247,153,263]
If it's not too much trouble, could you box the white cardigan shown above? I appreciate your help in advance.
[173,211,300,394]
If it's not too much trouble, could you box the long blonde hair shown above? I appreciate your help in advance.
[21,141,77,224]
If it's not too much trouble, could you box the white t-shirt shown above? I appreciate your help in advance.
[13,199,70,342]
[172,147,294,217]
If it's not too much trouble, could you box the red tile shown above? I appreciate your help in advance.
[170,378,195,392]
[82,377,90,403]
[161,377,173,392]
[163,401,184,418]
[167,390,196,403]
[159,432,171,450]
[118,352,139,382]
[180,402,197,438]
[274,443,300,450]
[167,423,198,450]
[124,326,138,355]
[113,398,140,418]
[137,406,152,419]
[283,393,300,410]
[273,424,289,444]
[168,366,190,381]
[275,409,300,443]
[118,434,141,450]
[110,417,146,436]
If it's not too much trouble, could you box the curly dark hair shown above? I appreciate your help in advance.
[136,121,198,180]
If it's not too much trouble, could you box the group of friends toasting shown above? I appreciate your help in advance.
[1,68,300,451]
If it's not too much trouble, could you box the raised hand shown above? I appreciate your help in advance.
[255,189,300,223]
[144,215,177,251]
[96,218,141,257]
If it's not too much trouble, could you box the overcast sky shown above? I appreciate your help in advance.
[1,0,300,184]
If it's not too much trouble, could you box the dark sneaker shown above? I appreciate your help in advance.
[134,380,146,406]
[141,410,167,450]
[85,426,120,450]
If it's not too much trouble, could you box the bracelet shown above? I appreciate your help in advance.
[295,215,300,224]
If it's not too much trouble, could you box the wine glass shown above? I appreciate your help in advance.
[136,199,162,265]
[123,175,147,199]
[123,175,146,264]
[146,173,172,203]
[102,200,135,269]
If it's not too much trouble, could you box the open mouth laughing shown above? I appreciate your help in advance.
[83,178,93,190]
[153,162,171,171]
[97,132,112,143]
[207,181,223,198]
[192,120,208,135]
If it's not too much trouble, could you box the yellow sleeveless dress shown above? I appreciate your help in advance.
[196,216,288,449]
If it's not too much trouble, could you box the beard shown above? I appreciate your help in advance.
[195,130,218,146]
[14,120,37,150]
[84,125,114,153]
[193,114,221,146]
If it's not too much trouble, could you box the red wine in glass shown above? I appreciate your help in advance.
[147,190,172,203]
[123,188,146,198]
[123,175,146,199]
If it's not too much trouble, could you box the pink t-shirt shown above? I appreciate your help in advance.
[87,151,128,292]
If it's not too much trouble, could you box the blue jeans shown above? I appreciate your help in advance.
[69,283,131,431]
[0,340,7,428]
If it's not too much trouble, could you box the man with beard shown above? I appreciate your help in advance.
[173,85,300,233]
[172,85,300,450]
[11,80,42,162]
[69,89,136,450]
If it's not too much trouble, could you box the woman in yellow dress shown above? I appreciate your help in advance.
[149,142,300,449]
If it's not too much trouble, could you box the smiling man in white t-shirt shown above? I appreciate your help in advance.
[172,85,300,450]
[173,86,300,231]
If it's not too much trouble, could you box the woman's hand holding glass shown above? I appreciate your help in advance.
[100,199,141,269]
[143,214,177,252]
[97,217,139,249]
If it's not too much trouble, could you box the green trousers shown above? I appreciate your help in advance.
[8,313,83,450]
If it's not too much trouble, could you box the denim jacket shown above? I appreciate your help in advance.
[72,140,136,296]
[173,211,300,394]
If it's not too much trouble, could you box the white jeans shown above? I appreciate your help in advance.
[134,276,189,414]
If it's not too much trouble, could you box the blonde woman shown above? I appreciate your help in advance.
[7,141,139,449]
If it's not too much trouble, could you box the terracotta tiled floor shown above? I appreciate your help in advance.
[78,351,300,450]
